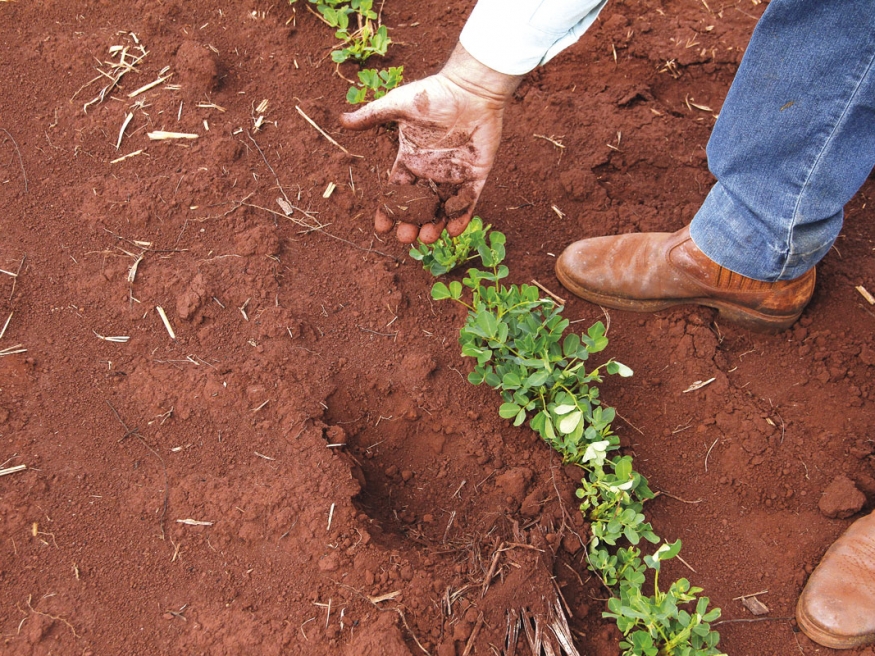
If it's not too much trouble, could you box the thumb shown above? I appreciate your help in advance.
[339,91,407,131]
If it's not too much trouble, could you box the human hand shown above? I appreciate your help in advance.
[340,43,522,244]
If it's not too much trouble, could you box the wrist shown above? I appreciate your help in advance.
[439,42,523,103]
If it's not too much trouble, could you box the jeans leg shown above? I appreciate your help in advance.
[689,0,875,282]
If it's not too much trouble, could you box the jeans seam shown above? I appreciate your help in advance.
[781,40,875,279]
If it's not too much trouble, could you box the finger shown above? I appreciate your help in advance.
[444,181,483,236]
[374,207,394,234]
[418,220,446,244]
[388,159,416,185]
[447,212,473,238]
[396,221,420,244]
[339,91,408,131]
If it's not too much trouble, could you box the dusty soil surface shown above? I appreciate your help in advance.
[2,1,875,655]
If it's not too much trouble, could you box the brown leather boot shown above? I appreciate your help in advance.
[554,225,816,332]
[796,511,875,650]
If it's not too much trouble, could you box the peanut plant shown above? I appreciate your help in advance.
[291,0,403,103]
[346,66,404,104]
[413,219,724,656]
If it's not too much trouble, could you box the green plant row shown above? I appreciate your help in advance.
[289,0,403,103]
[411,219,724,656]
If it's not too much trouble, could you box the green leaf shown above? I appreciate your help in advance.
[448,281,463,300]
[513,408,527,426]
[661,539,683,561]
[544,415,555,440]
[702,607,721,623]
[629,631,657,656]
[606,360,634,377]
[582,440,609,466]
[498,402,521,419]
[477,243,494,267]
[562,333,581,358]
[558,410,582,435]
[357,68,380,88]
[476,311,498,336]
[553,404,576,415]
[346,86,367,104]
[525,370,550,387]
[587,321,606,339]
[431,282,451,300]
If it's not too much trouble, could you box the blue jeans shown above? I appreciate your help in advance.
[689,0,875,281]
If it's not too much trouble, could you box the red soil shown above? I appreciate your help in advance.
[1,1,874,655]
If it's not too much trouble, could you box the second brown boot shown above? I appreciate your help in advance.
[555,225,815,332]
[796,511,875,650]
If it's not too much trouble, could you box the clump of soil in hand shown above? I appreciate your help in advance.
[380,181,441,227]
[443,185,477,219]
[377,180,466,240]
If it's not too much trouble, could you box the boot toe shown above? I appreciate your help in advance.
[796,512,875,649]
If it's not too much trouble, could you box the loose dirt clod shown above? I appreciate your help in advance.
[740,596,770,616]
[381,181,440,225]
[443,185,476,219]
[174,40,219,99]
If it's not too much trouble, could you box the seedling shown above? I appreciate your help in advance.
[331,22,390,64]
[300,0,399,105]
[346,66,404,104]
[413,219,724,655]
[409,216,490,275]
[307,0,390,63]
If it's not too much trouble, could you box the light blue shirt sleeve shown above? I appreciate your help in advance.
[459,0,609,76]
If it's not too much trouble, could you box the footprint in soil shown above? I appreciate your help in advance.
[376,180,472,243]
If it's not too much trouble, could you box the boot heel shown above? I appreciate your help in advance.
[714,304,801,333]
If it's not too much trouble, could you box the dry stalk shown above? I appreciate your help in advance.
[1,128,28,193]
[0,311,12,341]
[481,541,505,598]
[247,131,292,208]
[295,105,361,157]
[147,131,199,140]
[533,134,565,149]
[531,280,567,306]
[82,36,149,112]
[110,149,144,164]
[461,612,484,656]
[107,401,169,540]
[24,595,81,639]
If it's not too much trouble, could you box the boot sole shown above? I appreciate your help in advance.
[555,266,802,333]
[796,596,875,650]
